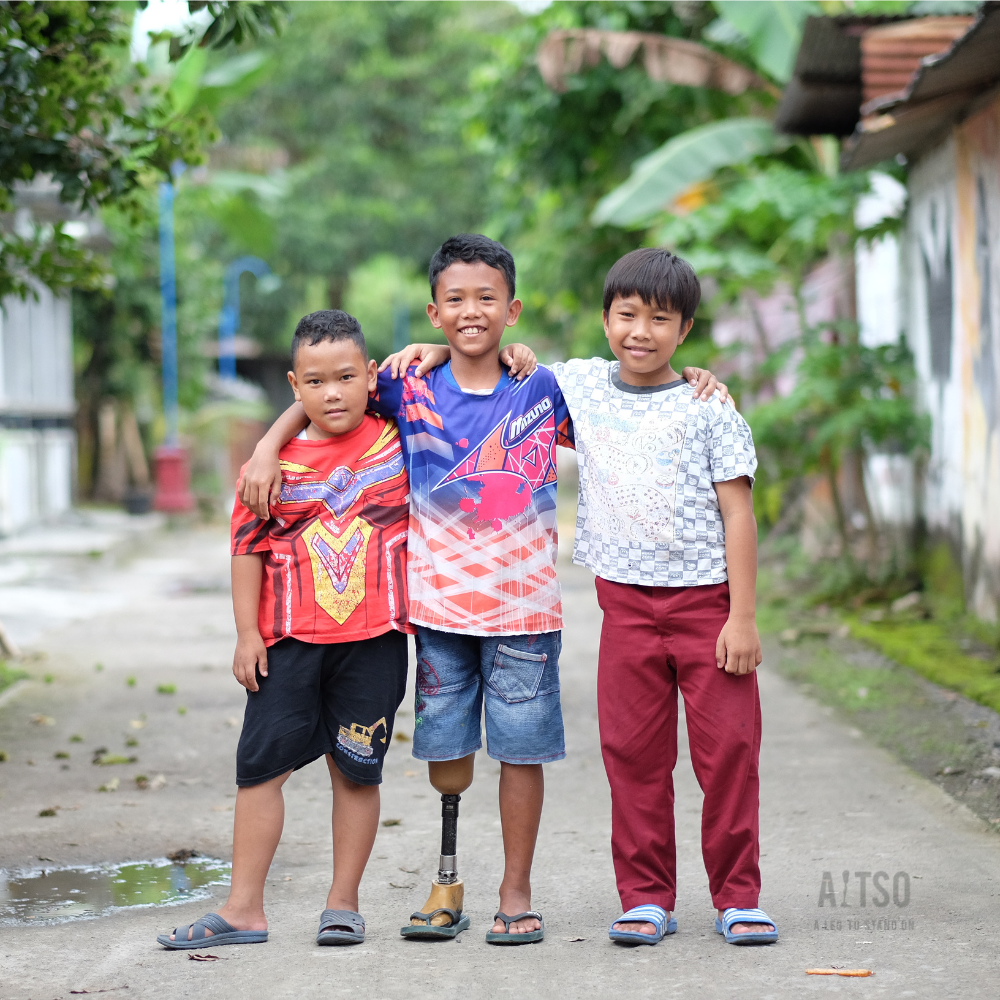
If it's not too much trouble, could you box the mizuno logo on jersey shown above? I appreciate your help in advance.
[505,397,552,445]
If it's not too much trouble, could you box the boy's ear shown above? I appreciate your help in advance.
[677,317,694,344]
[603,310,611,339]
[505,297,523,327]
[287,370,302,402]
[366,358,378,393]
[426,301,443,330]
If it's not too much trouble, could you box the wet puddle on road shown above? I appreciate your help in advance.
[0,858,231,924]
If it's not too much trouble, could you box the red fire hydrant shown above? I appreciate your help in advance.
[152,445,195,513]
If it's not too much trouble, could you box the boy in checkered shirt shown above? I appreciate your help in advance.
[548,248,777,947]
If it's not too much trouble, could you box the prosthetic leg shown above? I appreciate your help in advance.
[399,754,474,939]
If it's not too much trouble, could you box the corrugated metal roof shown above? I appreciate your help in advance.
[775,14,907,137]
[859,17,973,104]
[842,4,1000,170]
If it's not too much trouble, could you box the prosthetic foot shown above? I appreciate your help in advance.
[400,754,474,939]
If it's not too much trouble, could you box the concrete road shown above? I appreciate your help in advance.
[0,525,997,999]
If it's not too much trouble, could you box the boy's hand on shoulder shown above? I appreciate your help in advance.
[233,629,268,692]
[500,342,537,380]
[716,615,762,675]
[379,343,451,379]
[238,447,282,521]
[682,367,731,405]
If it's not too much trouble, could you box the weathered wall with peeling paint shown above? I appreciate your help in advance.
[904,93,1000,620]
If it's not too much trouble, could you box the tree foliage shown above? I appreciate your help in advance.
[0,0,283,299]
[475,0,771,360]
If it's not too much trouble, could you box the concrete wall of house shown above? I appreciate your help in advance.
[0,282,76,535]
[902,92,1000,620]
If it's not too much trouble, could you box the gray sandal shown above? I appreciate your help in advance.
[156,912,268,949]
[400,907,471,939]
[485,910,544,945]
[317,908,365,945]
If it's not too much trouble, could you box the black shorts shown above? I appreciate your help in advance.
[236,631,408,787]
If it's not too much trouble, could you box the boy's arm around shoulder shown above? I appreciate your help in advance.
[714,476,761,676]
[238,403,309,520]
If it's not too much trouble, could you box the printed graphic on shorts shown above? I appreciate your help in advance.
[337,716,389,764]
[549,357,757,587]
[301,516,373,625]
[435,403,558,538]
[369,365,573,634]
[230,414,412,644]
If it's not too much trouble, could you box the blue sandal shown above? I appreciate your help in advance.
[317,909,365,945]
[609,904,677,946]
[715,907,778,945]
[156,912,268,949]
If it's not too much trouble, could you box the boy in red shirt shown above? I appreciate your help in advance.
[157,310,412,950]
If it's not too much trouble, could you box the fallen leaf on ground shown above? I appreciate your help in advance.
[31,714,55,725]
[390,882,415,889]
[394,732,411,742]
[97,778,120,793]
[399,866,420,874]
[805,969,873,977]
[381,818,402,827]
[187,953,226,962]
[38,807,59,817]
[150,774,166,790]
[69,987,128,994]
[565,936,586,942]
[167,848,199,862]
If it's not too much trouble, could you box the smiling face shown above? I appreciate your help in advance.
[426,260,523,360]
[603,294,694,386]
[287,338,377,438]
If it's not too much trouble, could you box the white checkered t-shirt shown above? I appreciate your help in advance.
[548,358,757,587]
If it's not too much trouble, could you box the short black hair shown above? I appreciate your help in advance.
[428,234,516,301]
[291,310,368,366]
[602,248,701,323]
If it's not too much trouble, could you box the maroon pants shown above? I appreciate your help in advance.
[595,577,762,912]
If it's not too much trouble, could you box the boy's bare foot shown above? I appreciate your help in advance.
[719,908,774,935]
[491,888,541,935]
[611,916,664,935]
[167,905,267,942]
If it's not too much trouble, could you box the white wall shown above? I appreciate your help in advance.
[0,283,76,534]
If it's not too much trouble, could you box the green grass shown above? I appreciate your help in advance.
[0,661,28,696]
[847,616,1000,713]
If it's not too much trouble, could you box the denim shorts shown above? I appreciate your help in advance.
[413,627,565,765]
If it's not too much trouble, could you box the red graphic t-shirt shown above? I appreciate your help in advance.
[230,414,413,646]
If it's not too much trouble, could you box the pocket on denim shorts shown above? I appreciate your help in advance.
[488,643,548,704]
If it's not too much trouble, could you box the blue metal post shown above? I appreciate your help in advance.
[218,256,272,381]
[157,181,179,446]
